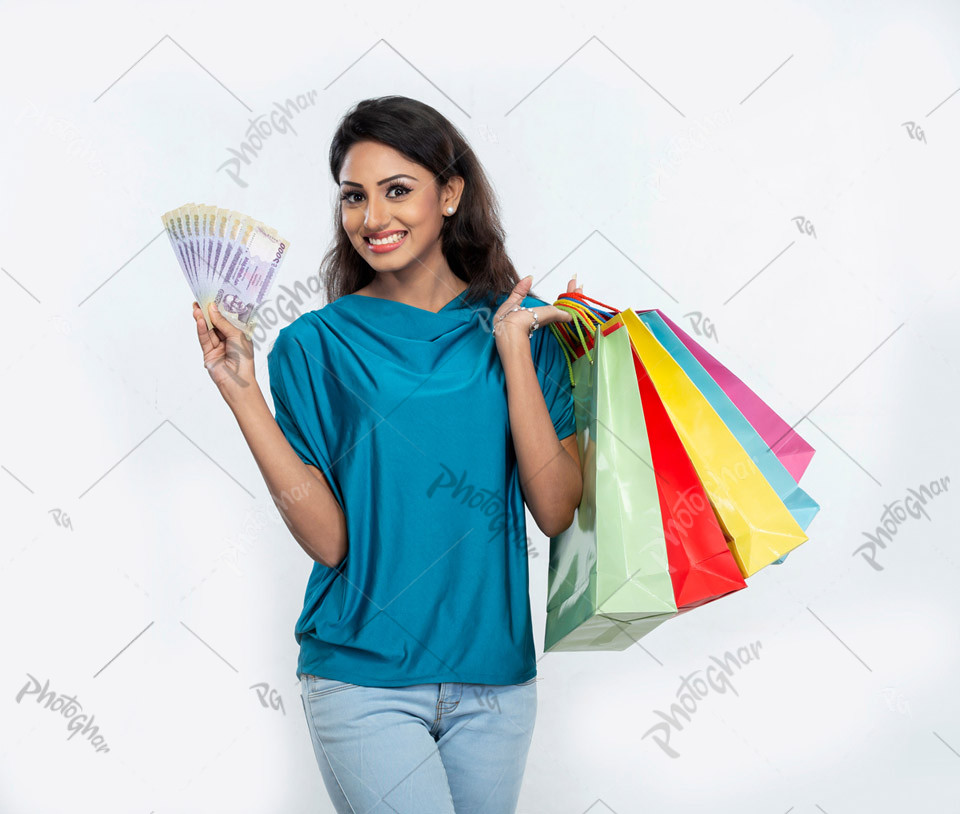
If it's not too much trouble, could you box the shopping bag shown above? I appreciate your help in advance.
[635,310,820,532]
[630,329,748,610]
[620,308,808,577]
[544,318,678,652]
[655,310,816,484]
[639,310,820,565]
[550,295,746,619]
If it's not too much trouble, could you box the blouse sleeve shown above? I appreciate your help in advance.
[530,311,576,440]
[266,327,333,476]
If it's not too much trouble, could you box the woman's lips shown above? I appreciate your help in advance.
[364,231,408,253]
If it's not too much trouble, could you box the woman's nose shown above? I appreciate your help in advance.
[364,199,389,230]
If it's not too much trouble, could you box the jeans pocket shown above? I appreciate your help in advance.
[303,675,361,699]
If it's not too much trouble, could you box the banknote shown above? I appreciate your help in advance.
[161,202,291,336]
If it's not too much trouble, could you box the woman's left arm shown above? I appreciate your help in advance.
[496,275,583,537]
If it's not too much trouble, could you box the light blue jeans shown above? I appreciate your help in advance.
[298,674,538,813]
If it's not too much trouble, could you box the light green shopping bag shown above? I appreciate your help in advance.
[544,318,678,652]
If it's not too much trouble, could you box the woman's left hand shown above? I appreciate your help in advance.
[493,274,584,346]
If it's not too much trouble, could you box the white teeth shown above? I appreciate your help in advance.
[368,232,406,245]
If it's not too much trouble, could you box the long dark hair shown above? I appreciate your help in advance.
[320,95,541,310]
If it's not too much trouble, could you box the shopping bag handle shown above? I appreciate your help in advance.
[556,291,620,314]
[549,291,621,385]
[552,291,620,351]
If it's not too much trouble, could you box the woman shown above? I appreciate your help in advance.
[191,95,584,813]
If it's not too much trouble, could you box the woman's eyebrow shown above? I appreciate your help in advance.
[340,174,419,188]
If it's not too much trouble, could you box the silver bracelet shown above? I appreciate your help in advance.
[494,305,539,338]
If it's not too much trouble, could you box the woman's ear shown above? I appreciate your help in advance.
[443,175,465,210]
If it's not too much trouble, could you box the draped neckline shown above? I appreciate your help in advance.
[342,287,472,315]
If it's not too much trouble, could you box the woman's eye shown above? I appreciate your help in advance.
[341,185,412,205]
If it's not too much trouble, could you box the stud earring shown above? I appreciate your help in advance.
[446,206,454,214]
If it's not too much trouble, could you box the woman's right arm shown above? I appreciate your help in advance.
[193,300,347,569]
[228,388,347,568]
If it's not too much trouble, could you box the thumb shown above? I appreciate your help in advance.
[207,301,236,334]
[509,274,533,301]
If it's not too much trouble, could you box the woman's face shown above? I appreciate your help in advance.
[338,140,460,273]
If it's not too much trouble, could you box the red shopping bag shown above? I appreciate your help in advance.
[631,341,747,610]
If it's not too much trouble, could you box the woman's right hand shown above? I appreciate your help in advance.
[192,301,257,402]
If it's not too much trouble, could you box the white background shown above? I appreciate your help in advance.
[1,0,958,812]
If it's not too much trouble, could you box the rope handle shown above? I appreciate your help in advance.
[548,291,621,386]
[561,291,619,313]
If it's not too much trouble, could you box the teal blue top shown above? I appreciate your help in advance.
[266,288,575,687]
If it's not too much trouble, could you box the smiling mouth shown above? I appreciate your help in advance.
[364,231,408,245]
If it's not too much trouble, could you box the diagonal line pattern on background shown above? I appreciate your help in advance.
[807,606,871,671]
[93,621,154,678]
[78,230,166,306]
[934,731,960,758]
[180,621,239,672]
[925,86,960,117]
[2,267,42,304]
[78,419,254,499]
[762,322,905,454]
[505,36,685,117]
[93,34,251,110]
[535,232,679,303]
[804,417,881,486]
[324,39,469,118]
[739,54,794,105]
[723,241,796,305]
[2,464,34,494]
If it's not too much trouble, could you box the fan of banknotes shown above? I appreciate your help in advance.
[161,203,291,336]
